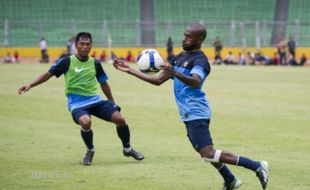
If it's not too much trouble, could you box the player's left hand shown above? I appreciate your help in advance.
[18,85,31,95]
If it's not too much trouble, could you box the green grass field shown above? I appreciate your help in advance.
[1,63,310,190]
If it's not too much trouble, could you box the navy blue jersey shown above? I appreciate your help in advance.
[171,51,211,121]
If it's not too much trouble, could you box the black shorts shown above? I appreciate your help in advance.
[184,119,213,151]
[71,100,121,125]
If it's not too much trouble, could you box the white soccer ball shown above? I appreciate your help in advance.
[137,49,164,72]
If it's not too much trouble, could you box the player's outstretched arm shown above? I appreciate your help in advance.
[113,58,130,73]
[113,58,171,86]
[18,71,53,95]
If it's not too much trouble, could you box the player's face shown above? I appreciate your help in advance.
[182,27,200,51]
[76,37,92,57]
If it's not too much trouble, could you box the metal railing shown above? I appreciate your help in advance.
[2,19,310,47]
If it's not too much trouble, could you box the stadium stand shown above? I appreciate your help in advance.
[0,0,310,48]
[287,0,310,46]
[154,0,276,47]
[0,0,140,47]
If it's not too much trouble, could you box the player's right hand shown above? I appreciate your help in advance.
[113,58,130,73]
[18,85,31,95]
[160,64,175,77]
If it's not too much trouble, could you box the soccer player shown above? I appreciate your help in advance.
[113,24,269,190]
[18,32,144,166]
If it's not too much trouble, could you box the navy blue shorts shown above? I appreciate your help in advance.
[184,119,213,151]
[71,100,121,125]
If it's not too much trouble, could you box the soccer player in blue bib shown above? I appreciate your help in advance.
[113,24,269,190]
[18,32,144,166]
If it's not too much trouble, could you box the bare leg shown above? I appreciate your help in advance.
[199,145,238,165]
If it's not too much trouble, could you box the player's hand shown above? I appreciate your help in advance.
[113,58,130,72]
[18,85,31,95]
[160,64,175,77]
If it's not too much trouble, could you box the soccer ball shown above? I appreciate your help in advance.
[137,49,164,72]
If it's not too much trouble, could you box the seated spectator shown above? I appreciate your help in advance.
[4,52,12,63]
[100,51,107,62]
[223,52,236,64]
[111,51,118,60]
[247,51,256,65]
[13,51,21,63]
[125,50,135,62]
[213,54,222,65]
[288,54,298,66]
[107,51,119,64]
[91,51,97,59]
[238,52,247,65]
[255,51,270,65]
[299,53,307,66]
[270,52,279,65]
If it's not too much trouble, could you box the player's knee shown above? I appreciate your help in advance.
[79,115,91,129]
[202,150,215,159]
[200,146,215,157]
[115,117,126,126]
[202,149,222,163]
[111,112,126,126]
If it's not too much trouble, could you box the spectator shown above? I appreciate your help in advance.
[91,51,97,59]
[13,51,20,63]
[66,38,71,54]
[213,36,223,64]
[277,35,288,65]
[299,53,307,66]
[223,52,236,65]
[166,37,173,55]
[166,37,174,64]
[270,52,280,65]
[255,51,270,65]
[247,51,256,65]
[288,54,298,66]
[125,50,135,62]
[111,51,118,60]
[40,49,49,63]
[69,36,76,54]
[238,52,247,65]
[167,52,175,64]
[39,37,47,62]
[4,52,12,63]
[287,35,296,58]
[100,51,107,62]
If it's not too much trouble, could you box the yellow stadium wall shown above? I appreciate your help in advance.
[1,47,309,61]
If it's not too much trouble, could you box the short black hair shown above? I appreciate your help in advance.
[188,23,207,42]
[196,24,207,41]
[75,32,92,44]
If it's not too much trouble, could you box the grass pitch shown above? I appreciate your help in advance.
[0,63,310,190]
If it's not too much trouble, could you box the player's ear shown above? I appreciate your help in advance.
[198,36,204,44]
